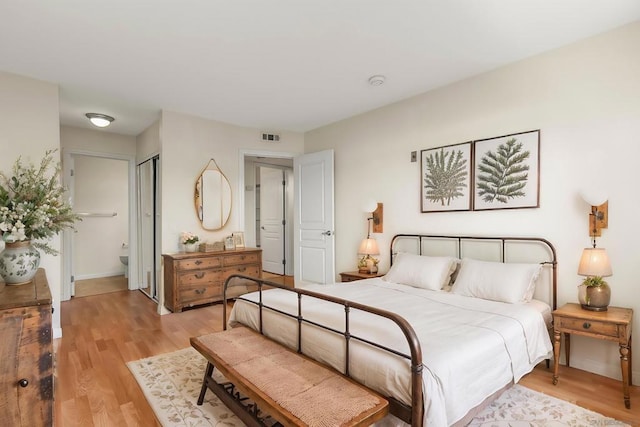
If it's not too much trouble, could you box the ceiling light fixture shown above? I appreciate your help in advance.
[368,75,386,86]
[85,113,115,128]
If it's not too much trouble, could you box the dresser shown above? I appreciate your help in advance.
[163,248,262,312]
[0,269,53,427]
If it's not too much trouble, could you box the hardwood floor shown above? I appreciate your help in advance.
[54,290,640,426]
[74,275,128,298]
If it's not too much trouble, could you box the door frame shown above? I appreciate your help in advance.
[238,149,298,269]
[61,149,138,300]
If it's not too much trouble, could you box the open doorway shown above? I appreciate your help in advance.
[240,151,295,284]
[62,150,137,300]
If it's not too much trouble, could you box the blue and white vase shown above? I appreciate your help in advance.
[0,240,41,285]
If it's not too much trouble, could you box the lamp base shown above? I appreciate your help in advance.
[580,304,608,312]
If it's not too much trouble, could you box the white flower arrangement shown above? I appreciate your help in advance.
[0,150,79,255]
[180,231,199,245]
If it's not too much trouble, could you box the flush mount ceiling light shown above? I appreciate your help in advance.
[368,75,386,86]
[85,113,115,128]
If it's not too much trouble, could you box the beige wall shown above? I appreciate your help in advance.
[60,125,137,156]
[159,110,304,253]
[305,22,640,381]
[137,120,161,163]
[0,71,63,335]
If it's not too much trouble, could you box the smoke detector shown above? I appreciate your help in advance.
[368,75,386,86]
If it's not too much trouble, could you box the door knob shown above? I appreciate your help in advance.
[322,230,333,236]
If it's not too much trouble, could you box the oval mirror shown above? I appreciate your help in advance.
[195,159,232,230]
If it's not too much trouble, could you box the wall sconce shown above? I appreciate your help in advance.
[363,200,383,234]
[85,113,115,128]
[580,191,608,242]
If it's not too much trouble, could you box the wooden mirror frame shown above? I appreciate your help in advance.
[195,159,232,230]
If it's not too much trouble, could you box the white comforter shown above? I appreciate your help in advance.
[229,278,552,426]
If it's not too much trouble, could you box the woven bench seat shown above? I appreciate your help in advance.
[191,325,389,427]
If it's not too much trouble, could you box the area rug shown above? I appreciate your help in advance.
[127,347,630,427]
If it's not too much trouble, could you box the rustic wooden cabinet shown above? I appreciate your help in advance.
[0,269,53,427]
[163,248,262,312]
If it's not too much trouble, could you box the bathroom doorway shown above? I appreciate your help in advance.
[62,150,137,300]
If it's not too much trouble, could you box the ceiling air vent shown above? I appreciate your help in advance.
[261,133,280,142]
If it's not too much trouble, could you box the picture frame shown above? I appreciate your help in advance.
[232,231,245,249]
[421,142,472,212]
[473,130,540,211]
[224,235,235,250]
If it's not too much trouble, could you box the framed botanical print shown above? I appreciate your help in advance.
[473,130,540,211]
[421,142,472,212]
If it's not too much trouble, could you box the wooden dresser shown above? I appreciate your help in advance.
[163,248,262,312]
[0,269,53,427]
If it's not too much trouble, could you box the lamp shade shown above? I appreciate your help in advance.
[358,238,380,256]
[578,247,612,277]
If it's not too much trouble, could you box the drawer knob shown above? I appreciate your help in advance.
[194,272,205,279]
[18,378,29,388]
[238,267,246,272]
[583,322,591,329]
[195,288,205,295]
[195,260,203,265]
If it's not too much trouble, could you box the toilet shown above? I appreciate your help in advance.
[120,244,129,278]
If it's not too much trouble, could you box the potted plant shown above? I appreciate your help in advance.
[578,276,611,311]
[180,231,200,252]
[0,150,79,284]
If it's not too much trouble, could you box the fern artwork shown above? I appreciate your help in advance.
[473,130,540,210]
[421,142,472,212]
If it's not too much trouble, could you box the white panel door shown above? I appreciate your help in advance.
[293,150,335,284]
[260,166,285,274]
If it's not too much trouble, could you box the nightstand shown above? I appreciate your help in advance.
[339,271,384,282]
[552,302,633,409]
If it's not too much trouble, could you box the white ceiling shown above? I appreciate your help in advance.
[1,1,639,136]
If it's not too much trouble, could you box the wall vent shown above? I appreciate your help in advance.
[261,133,280,142]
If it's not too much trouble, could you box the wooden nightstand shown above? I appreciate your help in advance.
[552,302,633,408]
[339,271,384,282]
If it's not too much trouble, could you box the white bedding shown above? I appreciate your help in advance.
[229,278,553,426]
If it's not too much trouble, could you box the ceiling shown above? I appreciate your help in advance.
[1,1,639,136]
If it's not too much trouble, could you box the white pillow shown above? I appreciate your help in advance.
[450,258,542,303]
[383,253,459,291]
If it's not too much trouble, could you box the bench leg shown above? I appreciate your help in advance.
[197,362,215,405]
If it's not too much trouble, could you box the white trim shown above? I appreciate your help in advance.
[237,149,298,235]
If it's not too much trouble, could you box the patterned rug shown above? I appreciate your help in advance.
[127,347,630,427]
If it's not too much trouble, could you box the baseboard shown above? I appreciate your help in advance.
[75,271,125,281]
[53,327,62,339]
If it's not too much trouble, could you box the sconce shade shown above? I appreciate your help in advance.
[578,248,612,277]
[580,189,607,207]
[362,200,378,213]
[358,238,380,256]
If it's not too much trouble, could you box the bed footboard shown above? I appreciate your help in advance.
[223,275,424,427]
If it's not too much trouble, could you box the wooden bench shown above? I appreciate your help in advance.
[191,325,389,427]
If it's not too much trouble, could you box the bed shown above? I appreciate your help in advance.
[223,234,557,426]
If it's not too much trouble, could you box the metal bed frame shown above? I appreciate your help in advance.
[222,234,558,426]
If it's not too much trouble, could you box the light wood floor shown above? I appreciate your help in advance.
[74,275,128,298]
[54,290,640,426]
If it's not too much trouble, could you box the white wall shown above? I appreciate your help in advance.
[0,71,62,335]
[159,110,304,252]
[305,22,640,381]
[73,156,129,279]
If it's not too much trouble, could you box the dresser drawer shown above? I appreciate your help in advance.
[176,257,222,271]
[177,269,224,286]
[556,316,619,338]
[223,264,260,279]
[223,253,260,266]
[179,283,223,304]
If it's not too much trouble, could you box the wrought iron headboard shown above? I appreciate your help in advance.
[389,234,558,310]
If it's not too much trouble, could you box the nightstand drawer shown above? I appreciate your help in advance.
[556,316,619,338]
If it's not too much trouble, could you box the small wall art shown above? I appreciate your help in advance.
[421,142,472,212]
[473,130,540,211]
[232,231,245,248]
